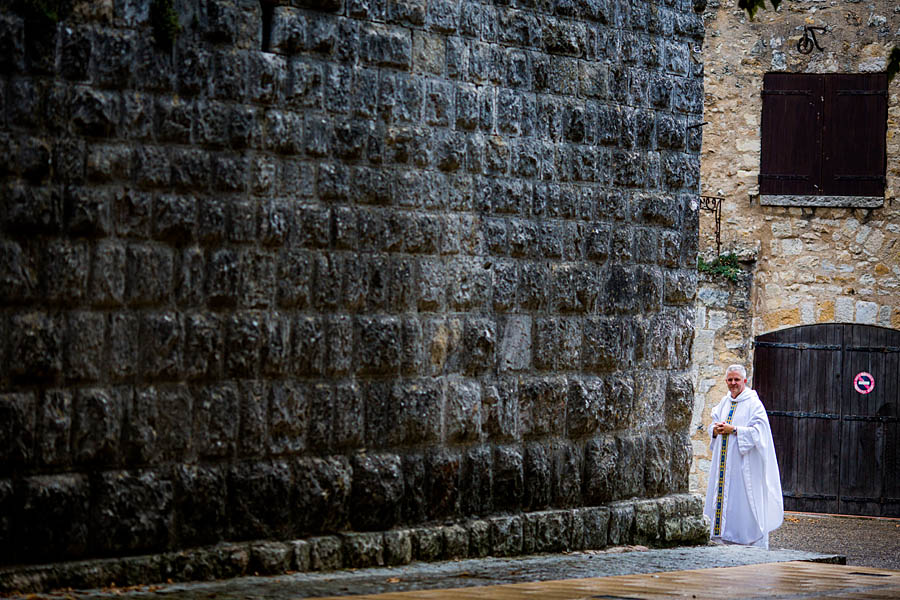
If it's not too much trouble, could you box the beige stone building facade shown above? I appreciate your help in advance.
[691,0,900,493]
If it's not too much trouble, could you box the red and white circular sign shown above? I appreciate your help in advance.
[853,372,875,395]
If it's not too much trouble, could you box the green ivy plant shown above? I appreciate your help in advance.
[739,0,899,82]
[698,253,742,283]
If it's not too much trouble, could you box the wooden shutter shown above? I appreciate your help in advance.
[760,73,823,195]
[822,73,887,197]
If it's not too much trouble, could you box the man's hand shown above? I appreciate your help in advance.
[713,422,736,436]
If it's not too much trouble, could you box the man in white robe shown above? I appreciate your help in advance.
[703,364,784,548]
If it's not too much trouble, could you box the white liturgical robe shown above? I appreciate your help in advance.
[703,387,784,548]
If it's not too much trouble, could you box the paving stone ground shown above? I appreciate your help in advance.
[12,545,841,600]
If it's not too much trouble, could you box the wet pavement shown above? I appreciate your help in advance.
[14,545,841,599]
[770,512,900,570]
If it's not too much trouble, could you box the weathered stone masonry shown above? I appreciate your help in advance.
[0,0,706,589]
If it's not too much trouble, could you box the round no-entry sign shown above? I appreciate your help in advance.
[854,372,875,395]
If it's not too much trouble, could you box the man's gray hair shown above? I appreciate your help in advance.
[725,364,747,378]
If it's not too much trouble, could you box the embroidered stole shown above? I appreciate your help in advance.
[713,400,738,536]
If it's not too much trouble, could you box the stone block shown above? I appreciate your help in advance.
[520,376,566,438]
[524,441,553,510]
[229,460,293,541]
[350,453,404,530]
[583,316,633,373]
[140,312,183,380]
[426,447,460,519]
[482,379,518,442]
[524,510,570,553]
[292,316,325,376]
[445,257,490,311]
[291,539,311,571]
[19,474,90,562]
[488,514,523,557]
[580,506,610,549]
[294,456,352,534]
[605,372,635,430]
[633,371,665,429]
[333,381,364,449]
[64,311,106,382]
[153,194,196,242]
[383,529,412,566]
[194,383,239,458]
[0,392,36,471]
[38,389,72,467]
[0,240,38,304]
[91,469,173,554]
[441,524,468,559]
[554,442,583,508]
[491,445,524,511]
[123,386,159,465]
[238,381,267,458]
[387,454,419,526]
[671,432,691,493]
[309,535,343,571]
[634,499,661,545]
[533,317,581,371]
[9,312,64,380]
[64,186,112,236]
[183,313,222,380]
[250,541,293,575]
[608,501,635,546]
[342,532,384,568]
[268,381,307,455]
[149,384,189,463]
[665,372,693,431]
[566,376,605,436]
[277,249,313,308]
[412,527,443,561]
[4,185,63,234]
[467,519,491,557]
[126,244,174,306]
[73,387,125,466]
[584,436,617,504]
[43,240,90,304]
[460,444,493,516]
[91,240,126,306]
[174,464,226,547]
[357,316,401,375]
[224,312,262,377]
[615,435,645,499]
[446,377,482,442]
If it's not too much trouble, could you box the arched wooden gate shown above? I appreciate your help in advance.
[753,324,899,517]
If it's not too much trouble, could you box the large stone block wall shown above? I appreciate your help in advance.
[0,0,705,582]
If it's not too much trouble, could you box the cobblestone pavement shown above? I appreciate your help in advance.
[13,545,840,600]
[770,512,900,570]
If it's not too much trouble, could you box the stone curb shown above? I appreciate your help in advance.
[0,494,708,594]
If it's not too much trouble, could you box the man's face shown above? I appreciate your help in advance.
[726,371,746,397]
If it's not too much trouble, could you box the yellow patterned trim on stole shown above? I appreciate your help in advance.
[713,400,738,537]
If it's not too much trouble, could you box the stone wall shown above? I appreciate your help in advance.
[689,259,754,494]
[699,0,900,335]
[0,0,706,587]
[691,0,900,493]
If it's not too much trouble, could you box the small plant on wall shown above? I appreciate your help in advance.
[698,253,742,283]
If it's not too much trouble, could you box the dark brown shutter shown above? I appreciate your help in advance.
[760,73,823,195]
[822,73,887,197]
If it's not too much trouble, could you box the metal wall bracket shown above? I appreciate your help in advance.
[699,195,724,255]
